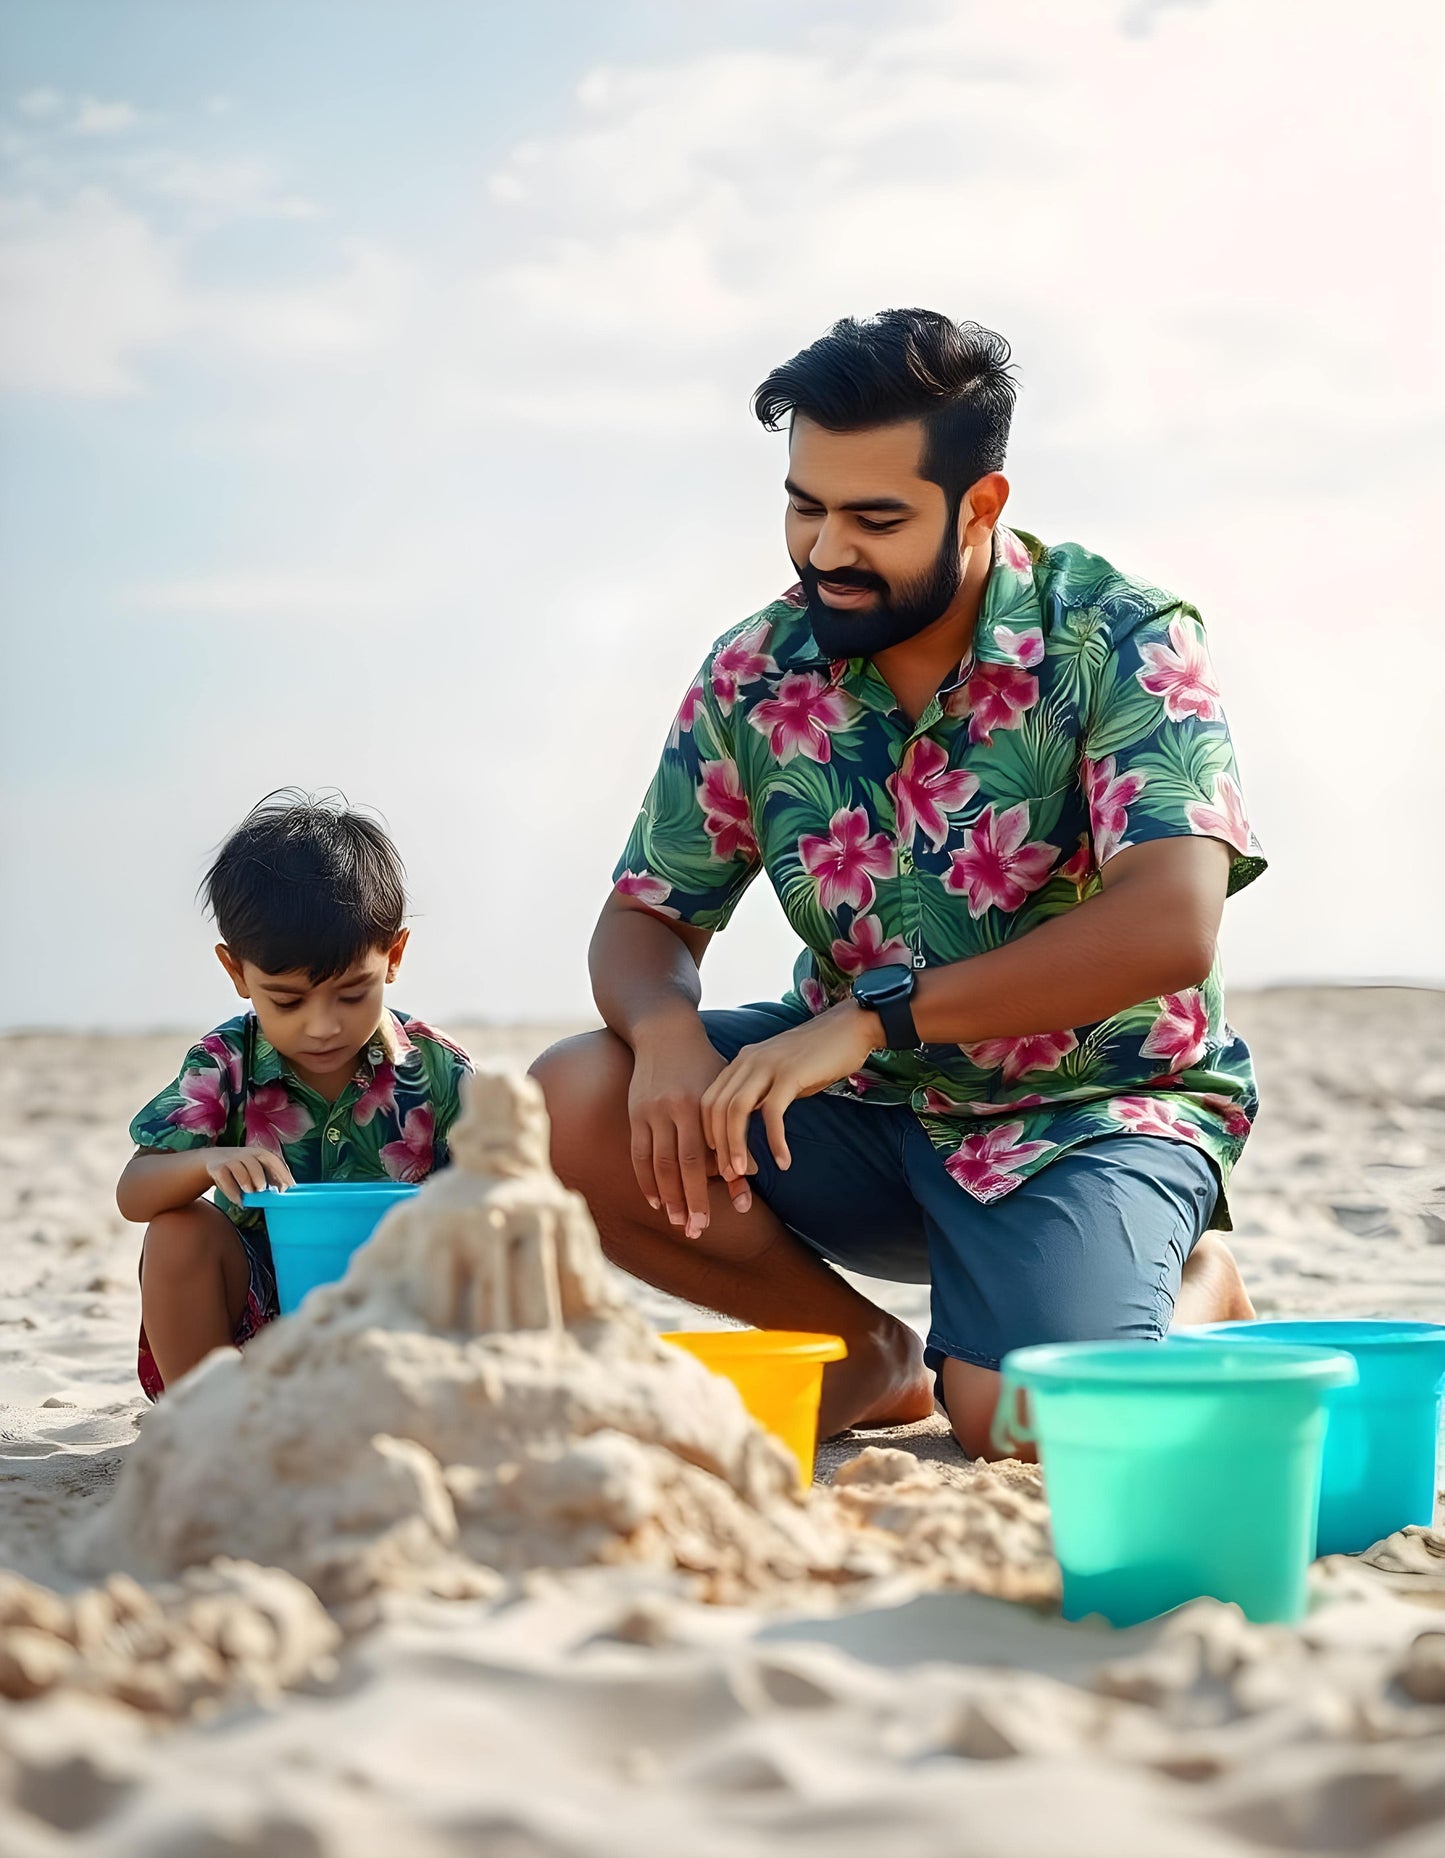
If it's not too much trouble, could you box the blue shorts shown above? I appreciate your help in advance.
[702,1003,1220,1374]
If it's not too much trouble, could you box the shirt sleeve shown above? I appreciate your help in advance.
[419,1033,472,1171]
[1081,601,1267,896]
[128,1035,241,1153]
[611,656,763,931]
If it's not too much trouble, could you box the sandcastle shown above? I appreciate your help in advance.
[63,1072,1053,1618]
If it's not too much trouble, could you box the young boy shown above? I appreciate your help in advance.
[117,791,472,1397]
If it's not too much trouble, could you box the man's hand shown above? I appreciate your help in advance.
[700,1001,881,1182]
[628,1024,751,1238]
[204,1146,296,1202]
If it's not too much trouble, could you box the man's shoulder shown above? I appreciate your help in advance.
[1023,531,1190,644]
[703,592,820,676]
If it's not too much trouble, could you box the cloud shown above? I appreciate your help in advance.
[16,88,63,119]
[71,96,142,136]
[0,189,187,394]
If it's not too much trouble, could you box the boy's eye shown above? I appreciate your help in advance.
[339,994,368,1006]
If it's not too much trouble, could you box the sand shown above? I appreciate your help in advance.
[2,987,1443,1855]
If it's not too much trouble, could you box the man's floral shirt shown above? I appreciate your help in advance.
[129,1009,472,1232]
[614,526,1267,1223]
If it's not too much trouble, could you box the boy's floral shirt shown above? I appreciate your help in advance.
[614,526,1267,1224]
[129,1009,472,1231]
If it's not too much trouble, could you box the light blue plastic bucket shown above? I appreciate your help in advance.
[242,1182,419,1313]
[998,1339,1356,1626]
[1182,1320,1445,1554]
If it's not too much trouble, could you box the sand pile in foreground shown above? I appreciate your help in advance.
[66,1073,1054,1630]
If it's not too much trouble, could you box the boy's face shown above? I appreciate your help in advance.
[216,932,409,1086]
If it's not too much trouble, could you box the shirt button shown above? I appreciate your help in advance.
[326,1128,341,1144]
[900,849,914,872]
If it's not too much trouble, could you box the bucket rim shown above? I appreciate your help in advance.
[1002,1338,1357,1390]
[1182,1317,1445,1347]
[241,1183,421,1207]
[660,1327,848,1365]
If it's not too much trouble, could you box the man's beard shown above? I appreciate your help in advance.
[797,517,962,659]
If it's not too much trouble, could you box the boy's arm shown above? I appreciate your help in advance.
[116,1147,294,1223]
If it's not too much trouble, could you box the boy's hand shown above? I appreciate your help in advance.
[204,1146,295,1202]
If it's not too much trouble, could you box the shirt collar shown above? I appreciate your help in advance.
[247,1007,422,1091]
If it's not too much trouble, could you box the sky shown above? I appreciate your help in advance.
[1,0,1441,1032]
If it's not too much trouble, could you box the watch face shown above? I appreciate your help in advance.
[854,963,911,1004]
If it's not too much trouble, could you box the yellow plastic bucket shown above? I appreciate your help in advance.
[661,1329,847,1484]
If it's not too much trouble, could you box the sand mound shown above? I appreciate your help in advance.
[74,1072,1055,1613]
[0,1560,337,1718]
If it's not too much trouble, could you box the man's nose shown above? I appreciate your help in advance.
[809,518,859,575]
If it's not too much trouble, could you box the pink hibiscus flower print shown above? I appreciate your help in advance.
[965,1094,1047,1117]
[748,671,858,765]
[887,737,979,851]
[829,913,912,977]
[197,1032,243,1096]
[1186,772,1251,855]
[962,1028,1079,1085]
[245,1084,312,1152]
[168,1065,232,1139]
[1081,754,1148,863]
[799,807,896,913]
[1136,614,1222,722]
[697,759,758,863]
[1140,990,1210,1074]
[947,663,1039,746]
[1108,1096,1204,1144]
[614,870,680,917]
[993,527,1033,575]
[944,1121,1054,1203]
[799,976,831,1016]
[1058,834,1096,892]
[381,1106,435,1183]
[667,681,707,748]
[1187,1090,1253,1138]
[945,804,1058,918]
[353,1062,398,1128]
[991,621,1045,668]
[710,622,778,713]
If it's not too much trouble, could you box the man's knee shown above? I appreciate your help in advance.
[940,1357,1035,1463]
[529,1029,632,1188]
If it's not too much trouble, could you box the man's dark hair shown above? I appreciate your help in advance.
[202,789,407,981]
[752,308,1016,501]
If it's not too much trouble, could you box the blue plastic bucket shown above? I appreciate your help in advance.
[1182,1319,1445,1555]
[242,1182,419,1313]
[998,1339,1356,1626]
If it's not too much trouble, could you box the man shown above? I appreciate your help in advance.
[532,308,1261,1458]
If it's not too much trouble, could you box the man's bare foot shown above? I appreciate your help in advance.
[1175,1233,1256,1327]
[818,1319,936,1438]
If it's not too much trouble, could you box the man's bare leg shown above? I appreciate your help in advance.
[530,1030,934,1437]
[940,1235,1256,1462]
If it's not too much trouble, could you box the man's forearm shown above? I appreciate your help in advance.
[589,901,708,1050]
[912,849,1224,1046]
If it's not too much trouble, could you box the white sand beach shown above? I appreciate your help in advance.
[2,987,1443,1857]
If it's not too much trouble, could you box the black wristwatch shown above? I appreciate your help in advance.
[850,963,921,1052]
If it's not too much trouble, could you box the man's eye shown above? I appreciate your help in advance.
[789,503,824,519]
[858,518,903,534]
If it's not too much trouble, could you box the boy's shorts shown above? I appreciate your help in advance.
[701,1002,1220,1375]
[137,1213,278,1402]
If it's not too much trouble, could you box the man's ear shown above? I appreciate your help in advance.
[215,945,250,998]
[384,928,410,984]
[960,472,1010,549]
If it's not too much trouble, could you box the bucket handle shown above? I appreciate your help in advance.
[990,1373,1035,1458]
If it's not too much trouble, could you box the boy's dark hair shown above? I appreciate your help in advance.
[202,790,407,981]
[752,308,1017,503]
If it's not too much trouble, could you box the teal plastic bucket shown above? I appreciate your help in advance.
[242,1182,419,1313]
[998,1339,1356,1626]
[1182,1320,1445,1555]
